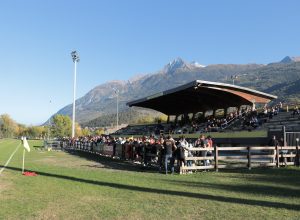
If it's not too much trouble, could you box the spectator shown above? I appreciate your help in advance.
[206,136,213,166]
[164,135,176,174]
[176,136,189,173]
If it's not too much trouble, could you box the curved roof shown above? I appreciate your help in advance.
[127,80,277,115]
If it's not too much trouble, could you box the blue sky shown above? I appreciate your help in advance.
[0,0,299,125]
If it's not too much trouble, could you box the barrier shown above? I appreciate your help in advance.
[60,140,300,174]
[181,145,300,173]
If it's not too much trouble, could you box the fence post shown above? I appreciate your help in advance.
[179,162,183,174]
[132,144,135,161]
[143,144,146,165]
[296,139,299,167]
[122,144,125,160]
[276,144,279,168]
[214,145,218,172]
[247,146,251,170]
[283,126,286,147]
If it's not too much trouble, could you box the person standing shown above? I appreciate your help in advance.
[268,135,279,163]
[164,135,176,174]
[176,136,189,173]
[195,135,208,166]
[206,136,213,166]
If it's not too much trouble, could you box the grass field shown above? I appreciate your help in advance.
[1,139,300,220]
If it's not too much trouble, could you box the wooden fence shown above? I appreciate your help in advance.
[179,145,300,174]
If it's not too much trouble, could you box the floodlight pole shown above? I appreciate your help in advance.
[113,88,119,130]
[117,92,119,130]
[47,100,51,140]
[296,138,299,167]
[71,51,80,138]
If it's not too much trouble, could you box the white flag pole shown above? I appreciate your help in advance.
[22,149,25,174]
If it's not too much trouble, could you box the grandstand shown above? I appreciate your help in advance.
[114,80,278,138]
[63,81,300,174]
[127,80,276,115]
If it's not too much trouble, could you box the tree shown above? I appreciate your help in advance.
[26,126,45,139]
[94,128,105,135]
[81,127,91,136]
[0,114,17,138]
[154,115,168,123]
[15,124,26,137]
[75,123,83,137]
[51,115,72,137]
[137,116,154,124]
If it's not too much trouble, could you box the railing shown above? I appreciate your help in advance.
[180,145,300,173]
[60,140,300,174]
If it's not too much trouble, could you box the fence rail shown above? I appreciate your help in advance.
[60,140,300,174]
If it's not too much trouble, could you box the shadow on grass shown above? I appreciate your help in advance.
[2,165,300,211]
[158,167,300,199]
[221,168,300,187]
[160,179,300,198]
[64,149,158,173]
[33,145,43,149]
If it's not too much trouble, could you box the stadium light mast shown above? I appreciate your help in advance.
[71,51,80,138]
[113,88,119,130]
[47,100,52,140]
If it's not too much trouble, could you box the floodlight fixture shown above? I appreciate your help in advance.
[71,51,80,63]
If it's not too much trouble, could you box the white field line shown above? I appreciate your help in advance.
[0,143,21,175]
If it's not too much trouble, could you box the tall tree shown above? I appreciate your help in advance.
[26,126,45,139]
[51,114,72,137]
[0,114,17,138]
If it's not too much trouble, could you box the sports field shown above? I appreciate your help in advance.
[1,139,300,220]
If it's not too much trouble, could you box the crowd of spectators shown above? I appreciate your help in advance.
[114,103,288,136]
[169,107,264,134]
[62,134,214,174]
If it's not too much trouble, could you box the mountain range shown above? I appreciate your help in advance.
[55,56,300,127]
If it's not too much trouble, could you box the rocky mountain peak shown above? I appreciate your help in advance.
[280,56,300,64]
[163,57,190,73]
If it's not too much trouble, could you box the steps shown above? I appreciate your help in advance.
[263,111,300,132]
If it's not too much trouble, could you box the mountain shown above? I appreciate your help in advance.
[54,56,300,127]
[279,56,300,64]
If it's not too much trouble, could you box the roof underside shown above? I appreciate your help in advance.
[127,80,277,115]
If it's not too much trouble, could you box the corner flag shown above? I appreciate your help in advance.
[22,137,30,152]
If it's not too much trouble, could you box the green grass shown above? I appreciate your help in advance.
[0,139,300,220]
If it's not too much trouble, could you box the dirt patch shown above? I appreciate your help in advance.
[33,202,63,220]
[0,181,11,194]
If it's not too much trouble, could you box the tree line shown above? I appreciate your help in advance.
[82,109,167,127]
[0,114,105,139]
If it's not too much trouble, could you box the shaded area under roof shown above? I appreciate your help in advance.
[127,80,277,115]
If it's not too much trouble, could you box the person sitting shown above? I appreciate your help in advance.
[292,106,300,116]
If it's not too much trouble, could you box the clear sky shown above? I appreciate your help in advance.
[0,0,299,125]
